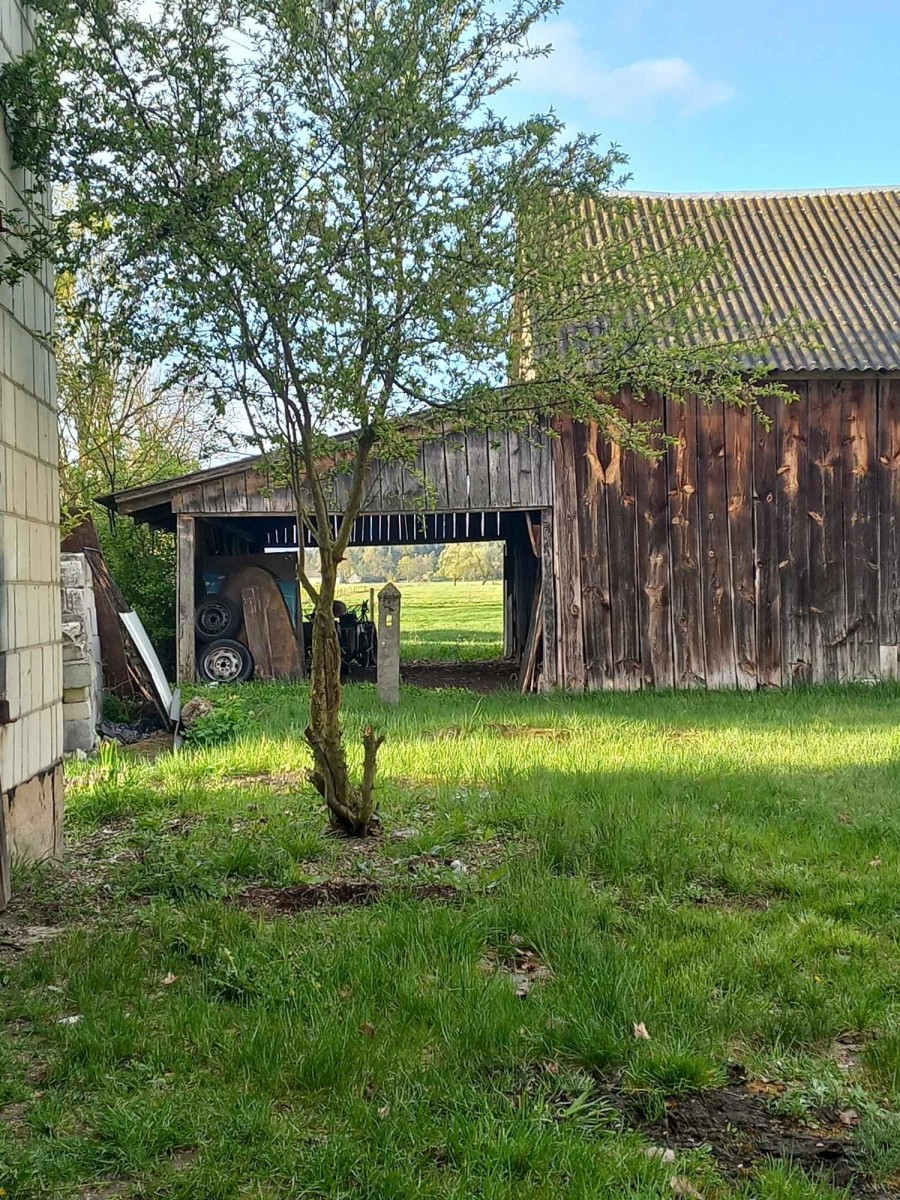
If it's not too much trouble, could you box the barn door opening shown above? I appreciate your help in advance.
[503,509,555,692]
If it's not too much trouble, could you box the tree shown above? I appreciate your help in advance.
[396,552,432,582]
[4,0,800,834]
[475,543,503,584]
[56,254,219,528]
[346,547,396,583]
[439,544,481,584]
[54,237,220,670]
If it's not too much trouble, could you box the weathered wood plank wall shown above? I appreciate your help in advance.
[170,424,552,516]
[878,380,900,679]
[549,379,900,689]
[175,514,196,685]
[549,415,585,690]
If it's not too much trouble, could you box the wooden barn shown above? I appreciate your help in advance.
[105,186,900,693]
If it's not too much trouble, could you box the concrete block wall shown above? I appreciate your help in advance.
[61,553,101,752]
[0,0,64,871]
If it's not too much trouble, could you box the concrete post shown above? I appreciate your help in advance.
[377,583,401,704]
[61,553,102,753]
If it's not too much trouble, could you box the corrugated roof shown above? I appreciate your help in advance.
[584,187,900,373]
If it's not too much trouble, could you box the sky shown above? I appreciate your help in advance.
[503,0,900,194]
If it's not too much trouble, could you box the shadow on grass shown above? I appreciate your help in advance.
[365,678,900,732]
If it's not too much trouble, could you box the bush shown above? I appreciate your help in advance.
[182,691,258,747]
[98,516,178,675]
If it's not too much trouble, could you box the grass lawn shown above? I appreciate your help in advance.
[337,579,503,661]
[5,683,900,1198]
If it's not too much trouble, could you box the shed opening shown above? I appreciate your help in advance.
[183,508,546,690]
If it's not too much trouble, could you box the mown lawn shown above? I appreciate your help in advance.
[338,579,503,661]
[4,682,900,1198]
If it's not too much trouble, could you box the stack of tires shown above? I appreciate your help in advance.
[194,598,254,683]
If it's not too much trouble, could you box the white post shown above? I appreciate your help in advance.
[377,583,401,704]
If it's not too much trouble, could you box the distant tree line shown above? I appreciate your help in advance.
[305,542,504,585]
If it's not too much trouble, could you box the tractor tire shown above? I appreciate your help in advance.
[197,638,254,684]
[195,596,241,641]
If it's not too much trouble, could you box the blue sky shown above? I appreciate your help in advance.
[504,0,900,193]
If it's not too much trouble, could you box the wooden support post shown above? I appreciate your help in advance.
[540,507,557,688]
[526,514,542,558]
[294,545,308,679]
[377,582,401,704]
[550,416,585,690]
[517,588,543,692]
[0,787,9,912]
[503,534,514,660]
[176,514,196,685]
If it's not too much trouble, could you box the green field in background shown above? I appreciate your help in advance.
[337,579,503,661]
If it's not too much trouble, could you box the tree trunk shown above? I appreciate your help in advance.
[305,551,383,835]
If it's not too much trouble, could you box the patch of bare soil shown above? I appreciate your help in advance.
[0,918,65,963]
[611,1075,884,1196]
[481,940,553,997]
[236,880,460,913]
[121,731,174,760]
[505,1062,890,1196]
[80,1182,129,1200]
[217,770,305,791]
[834,1030,874,1075]
[298,815,517,888]
[68,1151,195,1200]
[684,878,799,912]
[490,723,574,740]
[0,1100,30,1138]
[352,660,517,693]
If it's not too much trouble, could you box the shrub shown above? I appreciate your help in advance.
[182,692,257,747]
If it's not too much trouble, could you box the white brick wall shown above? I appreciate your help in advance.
[0,0,63,794]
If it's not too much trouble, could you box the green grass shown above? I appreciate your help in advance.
[338,579,502,660]
[5,682,900,1198]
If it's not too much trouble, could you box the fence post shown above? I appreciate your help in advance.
[377,582,401,704]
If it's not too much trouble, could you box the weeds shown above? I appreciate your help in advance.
[181,690,260,747]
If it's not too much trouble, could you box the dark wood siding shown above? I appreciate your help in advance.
[878,379,900,677]
[725,403,757,686]
[697,396,736,688]
[776,388,810,684]
[667,394,706,686]
[572,420,613,689]
[549,415,586,690]
[635,392,674,688]
[843,379,878,680]
[754,395,782,687]
[558,378,900,689]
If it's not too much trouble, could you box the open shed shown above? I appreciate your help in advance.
[105,186,900,692]
[103,424,553,687]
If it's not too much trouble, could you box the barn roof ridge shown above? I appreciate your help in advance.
[618,185,900,200]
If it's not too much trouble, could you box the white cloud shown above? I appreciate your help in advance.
[515,21,734,121]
